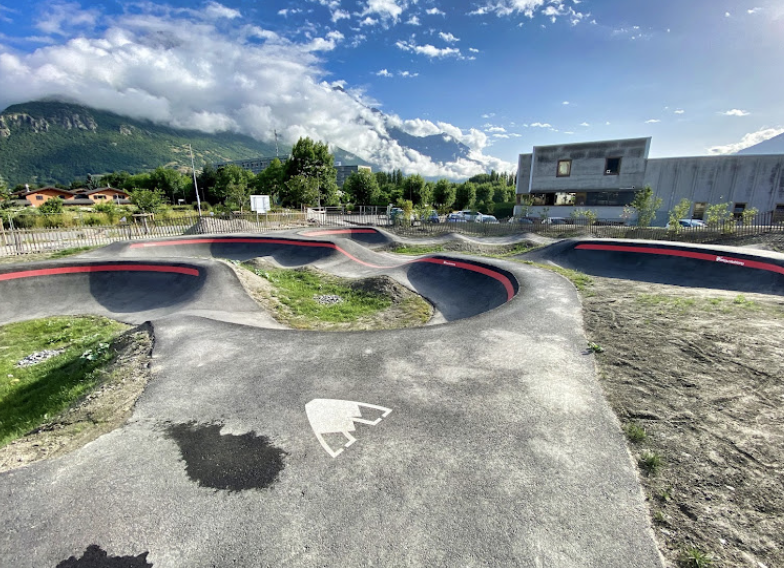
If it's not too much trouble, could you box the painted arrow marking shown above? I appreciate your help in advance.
[305,399,392,458]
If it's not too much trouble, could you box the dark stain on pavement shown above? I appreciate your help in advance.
[166,422,286,491]
[56,544,152,567]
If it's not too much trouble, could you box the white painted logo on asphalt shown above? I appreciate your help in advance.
[305,399,392,458]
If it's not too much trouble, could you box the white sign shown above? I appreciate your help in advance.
[305,399,392,458]
[250,195,271,213]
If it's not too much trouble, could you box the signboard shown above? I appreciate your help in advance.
[250,195,271,213]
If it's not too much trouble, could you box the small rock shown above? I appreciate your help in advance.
[314,294,343,305]
[16,349,65,367]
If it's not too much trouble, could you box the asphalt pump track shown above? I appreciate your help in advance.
[8,230,781,567]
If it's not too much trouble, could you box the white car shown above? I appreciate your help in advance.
[477,214,499,223]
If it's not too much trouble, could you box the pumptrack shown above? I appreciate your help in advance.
[9,231,780,567]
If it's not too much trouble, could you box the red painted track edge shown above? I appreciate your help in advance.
[0,264,200,281]
[575,243,784,276]
[129,237,517,302]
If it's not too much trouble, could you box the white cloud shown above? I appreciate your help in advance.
[359,16,379,26]
[399,70,418,77]
[468,47,479,53]
[486,126,506,132]
[35,1,100,36]
[674,109,685,114]
[406,15,420,25]
[331,9,351,22]
[204,2,242,20]
[470,0,588,25]
[493,133,510,138]
[530,122,552,128]
[562,100,569,105]
[564,131,574,135]
[0,3,511,179]
[645,119,660,123]
[396,40,461,58]
[708,127,784,155]
[426,7,445,15]
[481,112,495,118]
[361,0,411,22]
[747,7,761,14]
[439,32,459,42]
[721,109,750,116]
[580,122,590,126]
[376,69,393,77]
[725,11,731,17]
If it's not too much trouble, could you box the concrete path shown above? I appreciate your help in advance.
[0,234,663,568]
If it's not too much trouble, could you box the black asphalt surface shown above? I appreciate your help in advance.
[0,233,666,568]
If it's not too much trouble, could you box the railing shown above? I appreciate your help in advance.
[2,208,782,257]
[0,212,308,256]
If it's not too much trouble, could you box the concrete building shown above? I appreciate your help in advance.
[514,137,784,225]
[336,164,372,188]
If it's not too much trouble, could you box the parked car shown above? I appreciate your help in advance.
[476,214,499,224]
[542,217,569,225]
[421,210,440,223]
[459,210,482,222]
[389,207,415,223]
[678,219,706,228]
[446,213,467,223]
[508,217,534,225]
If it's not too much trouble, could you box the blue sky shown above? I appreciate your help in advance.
[0,0,782,177]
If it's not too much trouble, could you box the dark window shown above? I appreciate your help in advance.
[774,204,784,222]
[604,157,621,175]
[693,202,707,220]
[556,160,572,177]
[733,203,746,218]
[36,195,43,200]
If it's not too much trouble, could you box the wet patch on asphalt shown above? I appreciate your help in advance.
[56,544,152,567]
[166,422,286,491]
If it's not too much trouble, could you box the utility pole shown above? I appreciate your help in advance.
[189,144,202,217]
[274,129,279,158]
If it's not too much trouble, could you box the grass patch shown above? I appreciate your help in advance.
[249,265,394,327]
[680,548,713,568]
[624,422,647,443]
[521,261,593,292]
[47,246,97,259]
[0,316,129,447]
[391,244,445,255]
[636,294,697,312]
[638,450,664,476]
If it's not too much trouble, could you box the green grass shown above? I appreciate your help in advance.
[638,450,664,476]
[636,294,697,311]
[680,548,713,568]
[521,261,594,292]
[47,246,97,259]
[624,422,647,443]
[0,316,128,447]
[250,266,393,326]
[391,244,445,255]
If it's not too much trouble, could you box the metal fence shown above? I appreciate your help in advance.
[0,212,308,256]
[2,208,783,257]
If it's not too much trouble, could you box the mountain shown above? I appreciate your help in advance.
[736,132,784,155]
[0,101,369,186]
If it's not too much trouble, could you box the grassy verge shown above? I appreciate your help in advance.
[0,246,98,265]
[0,316,129,447]
[390,244,445,255]
[520,260,594,292]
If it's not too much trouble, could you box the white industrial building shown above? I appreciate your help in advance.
[514,137,784,225]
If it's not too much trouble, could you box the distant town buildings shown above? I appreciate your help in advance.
[11,186,130,207]
[515,137,784,225]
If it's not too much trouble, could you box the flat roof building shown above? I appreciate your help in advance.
[515,137,784,225]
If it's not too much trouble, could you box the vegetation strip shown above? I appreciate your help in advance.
[0,316,129,447]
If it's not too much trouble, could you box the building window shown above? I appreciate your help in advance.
[693,202,707,220]
[604,157,621,175]
[36,195,44,200]
[556,159,572,177]
[774,204,784,222]
[733,203,746,219]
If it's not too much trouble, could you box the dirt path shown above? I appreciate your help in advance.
[581,277,784,568]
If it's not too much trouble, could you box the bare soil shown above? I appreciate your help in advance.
[0,324,154,473]
[582,277,784,568]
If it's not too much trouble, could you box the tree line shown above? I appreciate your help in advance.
[1,137,518,214]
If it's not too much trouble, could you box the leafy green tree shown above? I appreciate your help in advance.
[284,137,338,206]
[455,182,477,210]
[629,186,663,228]
[668,198,693,232]
[476,183,495,210]
[212,164,252,204]
[225,182,250,212]
[705,201,734,231]
[130,188,166,214]
[282,175,319,207]
[38,198,64,215]
[149,167,188,203]
[252,158,285,202]
[740,207,758,226]
[570,208,598,224]
[197,163,218,203]
[402,174,428,205]
[101,171,131,190]
[433,179,456,209]
[517,195,534,218]
[343,169,380,205]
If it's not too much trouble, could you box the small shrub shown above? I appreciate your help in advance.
[82,214,103,226]
[680,547,713,568]
[624,423,647,443]
[638,451,663,475]
[587,341,605,354]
